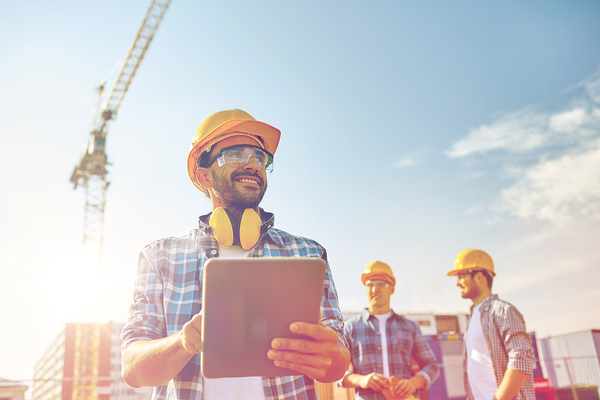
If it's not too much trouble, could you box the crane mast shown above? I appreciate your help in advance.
[68,2,171,399]
[70,0,171,261]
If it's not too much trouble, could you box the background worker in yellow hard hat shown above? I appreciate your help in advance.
[121,109,350,400]
[341,261,439,400]
[448,249,535,400]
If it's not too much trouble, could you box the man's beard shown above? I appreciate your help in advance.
[461,285,478,299]
[211,170,267,208]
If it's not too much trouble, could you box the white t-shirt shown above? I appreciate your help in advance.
[465,303,497,400]
[202,245,266,400]
[374,311,393,378]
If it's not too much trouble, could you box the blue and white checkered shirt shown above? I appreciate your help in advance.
[121,209,348,400]
[343,309,440,400]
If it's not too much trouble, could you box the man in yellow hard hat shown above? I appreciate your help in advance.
[121,109,350,400]
[448,249,535,400]
[341,261,439,400]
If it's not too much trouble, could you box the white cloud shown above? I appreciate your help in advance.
[392,148,430,168]
[447,68,600,225]
[495,139,600,224]
[464,202,485,216]
[549,106,600,136]
[447,70,600,160]
[393,157,415,168]
[582,69,600,104]
[445,108,549,158]
[549,107,586,133]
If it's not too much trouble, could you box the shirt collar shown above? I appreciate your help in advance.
[360,308,401,323]
[471,293,498,313]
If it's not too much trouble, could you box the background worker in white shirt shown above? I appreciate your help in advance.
[448,249,535,400]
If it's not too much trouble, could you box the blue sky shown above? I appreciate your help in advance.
[1,0,599,383]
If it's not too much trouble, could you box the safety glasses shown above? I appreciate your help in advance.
[205,145,274,172]
[365,280,390,289]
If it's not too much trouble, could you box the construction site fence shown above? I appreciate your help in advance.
[427,355,600,400]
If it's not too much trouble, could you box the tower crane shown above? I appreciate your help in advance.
[70,0,171,263]
[68,2,171,399]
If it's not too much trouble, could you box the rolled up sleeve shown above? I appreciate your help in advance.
[121,246,167,352]
[412,329,440,389]
[501,306,535,374]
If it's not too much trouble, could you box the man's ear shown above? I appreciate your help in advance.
[195,167,213,190]
[473,271,484,286]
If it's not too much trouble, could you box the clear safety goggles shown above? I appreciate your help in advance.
[206,145,274,172]
[365,280,390,289]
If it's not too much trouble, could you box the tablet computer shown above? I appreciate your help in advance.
[201,257,327,378]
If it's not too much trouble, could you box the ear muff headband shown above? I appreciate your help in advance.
[209,207,262,250]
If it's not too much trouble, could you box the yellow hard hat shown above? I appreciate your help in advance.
[447,249,496,277]
[361,261,396,286]
[187,109,281,191]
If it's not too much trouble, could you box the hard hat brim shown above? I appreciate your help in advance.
[447,268,496,277]
[361,272,396,286]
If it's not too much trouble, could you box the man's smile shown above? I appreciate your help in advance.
[232,172,263,187]
[236,177,260,185]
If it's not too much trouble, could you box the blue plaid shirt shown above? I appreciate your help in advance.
[121,209,348,400]
[343,309,439,400]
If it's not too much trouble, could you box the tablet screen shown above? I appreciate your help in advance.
[201,257,326,378]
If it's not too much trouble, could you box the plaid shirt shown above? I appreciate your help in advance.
[121,209,348,400]
[343,309,440,400]
[463,294,535,400]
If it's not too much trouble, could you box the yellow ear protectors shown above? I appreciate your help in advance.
[209,207,262,250]
[237,209,263,250]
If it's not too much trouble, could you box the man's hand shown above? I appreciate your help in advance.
[392,378,417,399]
[382,376,400,399]
[359,372,389,392]
[179,312,203,354]
[266,320,348,381]
[122,311,203,388]
[494,368,530,400]
[388,375,423,400]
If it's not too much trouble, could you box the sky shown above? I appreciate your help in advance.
[1,0,600,385]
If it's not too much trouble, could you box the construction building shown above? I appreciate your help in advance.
[31,323,151,400]
[0,378,28,400]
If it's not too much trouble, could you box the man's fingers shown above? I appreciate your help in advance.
[266,349,332,380]
[370,380,385,392]
[270,336,337,357]
[268,357,328,380]
[267,348,333,369]
[287,321,339,343]
[394,379,414,398]
[366,373,388,392]
[269,321,338,361]
[267,321,341,379]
